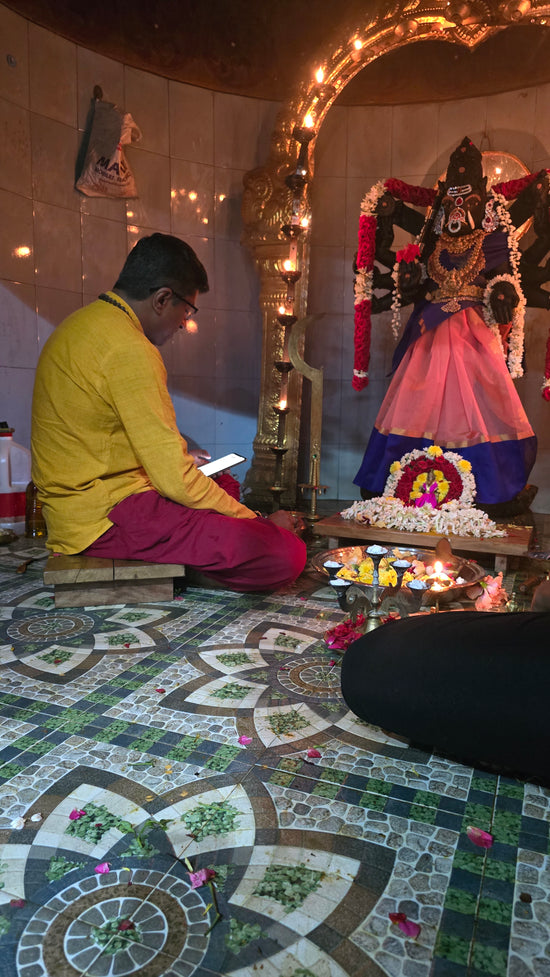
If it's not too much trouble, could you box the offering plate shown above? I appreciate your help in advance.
[313,544,486,607]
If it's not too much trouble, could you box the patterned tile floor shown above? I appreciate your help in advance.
[0,526,549,977]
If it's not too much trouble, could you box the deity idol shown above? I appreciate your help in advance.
[352,136,550,514]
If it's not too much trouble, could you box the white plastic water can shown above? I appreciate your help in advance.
[0,424,31,523]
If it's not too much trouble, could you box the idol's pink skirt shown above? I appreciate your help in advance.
[376,306,533,447]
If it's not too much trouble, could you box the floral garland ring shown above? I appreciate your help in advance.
[341,446,505,539]
[384,445,476,507]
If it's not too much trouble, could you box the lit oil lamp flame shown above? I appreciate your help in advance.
[283,259,295,272]
[315,67,325,84]
[427,560,454,591]
[303,113,315,129]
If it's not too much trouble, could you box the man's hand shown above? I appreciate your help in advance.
[189,449,212,467]
[266,510,305,535]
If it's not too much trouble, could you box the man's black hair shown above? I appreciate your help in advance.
[114,233,209,299]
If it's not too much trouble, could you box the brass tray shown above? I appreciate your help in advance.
[313,544,486,604]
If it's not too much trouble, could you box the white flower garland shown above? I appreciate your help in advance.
[383,446,477,505]
[390,237,425,340]
[390,260,402,340]
[482,273,526,379]
[360,179,386,218]
[340,496,506,539]
[354,180,387,312]
[480,193,526,379]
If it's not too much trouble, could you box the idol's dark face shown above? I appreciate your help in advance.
[441,186,486,237]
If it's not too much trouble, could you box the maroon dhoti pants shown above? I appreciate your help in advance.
[81,490,306,593]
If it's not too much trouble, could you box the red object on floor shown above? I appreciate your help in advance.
[81,490,306,592]
[0,491,25,517]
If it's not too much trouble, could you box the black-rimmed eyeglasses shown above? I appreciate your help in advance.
[149,287,198,319]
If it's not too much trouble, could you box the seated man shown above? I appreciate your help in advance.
[31,233,306,592]
[340,611,550,784]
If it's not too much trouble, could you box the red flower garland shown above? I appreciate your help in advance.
[353,180,435,392]
[492,172,543,200]
[392,455,463,507]
[384,178,436,207]
[357,214,376,269]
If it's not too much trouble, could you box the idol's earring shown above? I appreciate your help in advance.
[482,198,498,232]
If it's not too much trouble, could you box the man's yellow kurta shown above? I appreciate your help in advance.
[31,293,255,554]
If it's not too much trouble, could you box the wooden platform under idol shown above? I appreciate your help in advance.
[44,555,186,608]
[311,513,533,572]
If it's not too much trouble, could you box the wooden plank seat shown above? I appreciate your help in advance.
[43,554,186,608]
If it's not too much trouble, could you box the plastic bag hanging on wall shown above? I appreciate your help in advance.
[75,97,141,198]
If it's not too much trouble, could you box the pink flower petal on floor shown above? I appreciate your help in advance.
[188,868,216,889]
[10,899,26,908]
[466,825,493,848]
[238,735,252,745]
[398,919,421,938]
[94,862,110,874]
[69,809,86,821]
[155,688,166,694]
[307,748,321,758]
[388,912,407,923]
[328,660,337,667]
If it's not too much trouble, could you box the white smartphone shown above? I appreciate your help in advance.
[199,453,247,477]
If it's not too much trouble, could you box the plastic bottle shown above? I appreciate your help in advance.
[0,423,31,527]
[25,480,47,538]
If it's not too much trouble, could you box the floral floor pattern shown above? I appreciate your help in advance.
[0,536,549,977]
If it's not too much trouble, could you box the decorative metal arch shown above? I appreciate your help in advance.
[241,0,550,510]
